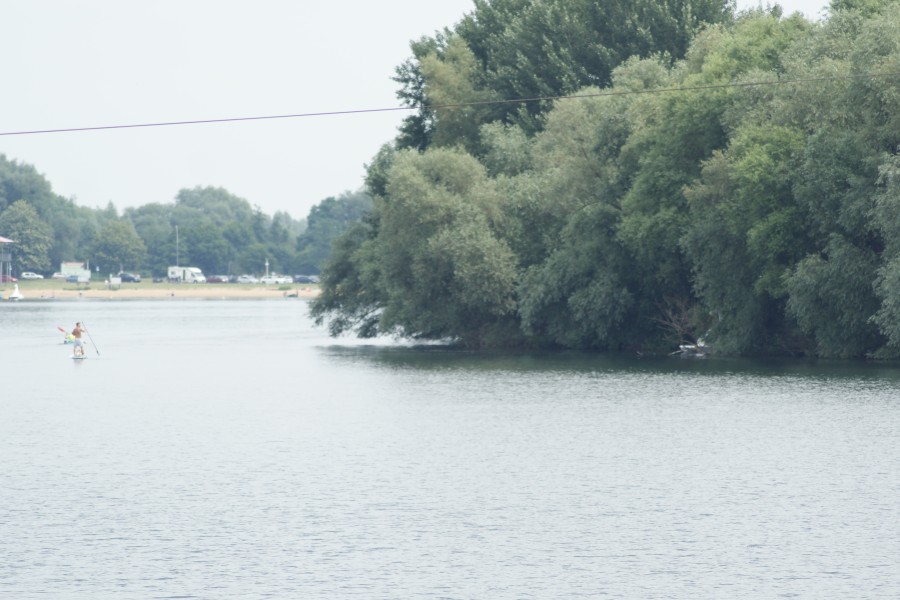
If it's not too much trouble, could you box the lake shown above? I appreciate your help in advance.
[1,299,899,598]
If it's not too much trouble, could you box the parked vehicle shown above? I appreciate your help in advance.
[21,272,44,279]
[118,272,141,282]
[236,274,259,284]
[51,272,66,279]
[167,266,206,283]
[0,275,17,282]
[260,274,292,285]
[293,275,320,283]
[206,275,230,283]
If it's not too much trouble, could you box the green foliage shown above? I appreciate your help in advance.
[174,186,254,227]
[295,191,373,274]
[831,0,899,16]
[121,186,308,276]
[314,2,900,358]
[0,200,53,273]
[479,122,532,177]
[518,204,634,349]
[871,153,900,351]
[88,220,147,275]
[785,235,883,358]
[0,155,55,215]
[179,225,230,274]
[456,0,732,133]
[394,0,733,152]
[393,34,448,151]
[376,149,512,341]
[419,35,501,152]
[126,203,176,276]
[0,156,347,283]
[0,154,100,269]
[681,123,809,354]
[310,221,384,338]
[315,147,522,346]
[364,144,397,198]
[872,256,900,352]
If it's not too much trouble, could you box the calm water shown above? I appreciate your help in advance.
[1,299,899,599]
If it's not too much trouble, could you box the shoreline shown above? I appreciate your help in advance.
[1,284,321,301]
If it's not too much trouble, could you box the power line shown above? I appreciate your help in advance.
[1,71,897,137]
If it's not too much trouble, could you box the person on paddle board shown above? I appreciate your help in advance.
[71,322,86,357]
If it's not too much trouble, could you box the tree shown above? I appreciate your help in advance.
[0,155,56,215]
[393,34,448,151]
[681,124,809,354]
[518,203,635,349]
[179,224,230,274]
[785,235,883,358]
[89,220,147,275]
[295,191,373,274]
[417,34,501,152]
[0,154,100,269]
[126,203,175,276]
[871,154,900,352]
[393,0,733,149]
[310,221,384,338]
[0,200,53,274]
[174,186,254,228]
[314,148,520,346]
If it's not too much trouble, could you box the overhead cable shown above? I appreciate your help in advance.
[0,71,897,137]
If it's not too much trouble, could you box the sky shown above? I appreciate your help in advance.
[1,0,830,221]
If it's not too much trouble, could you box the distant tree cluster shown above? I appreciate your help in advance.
[312,0,900,358]
[0,157,371,279]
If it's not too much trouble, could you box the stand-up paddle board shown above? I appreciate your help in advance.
[71,355,87,360]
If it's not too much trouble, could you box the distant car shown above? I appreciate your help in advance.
[21,272,44,279]
[0,275,17,282]
[293,275,320,284]
[236,274,259,284]
[51,272,66,279]
[206,275,230,283]
[260,274,292,285]
[118,272,141,282]
[65,275,78,283]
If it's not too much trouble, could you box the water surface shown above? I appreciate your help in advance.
[1,300,898,598]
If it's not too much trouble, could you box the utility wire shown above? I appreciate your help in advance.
[1,71,897,137]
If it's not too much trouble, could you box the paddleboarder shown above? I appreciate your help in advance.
[71,322,86,357]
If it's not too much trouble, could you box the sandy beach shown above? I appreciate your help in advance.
[4,284,321,301]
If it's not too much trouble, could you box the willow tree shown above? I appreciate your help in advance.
[775,5,900,357]
[312,148,520,347]
[395,0,734,151]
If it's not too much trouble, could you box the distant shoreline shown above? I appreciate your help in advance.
[1,283,321,301]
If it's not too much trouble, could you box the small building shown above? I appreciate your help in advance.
[0,235,14,282]
[61,261,91,283]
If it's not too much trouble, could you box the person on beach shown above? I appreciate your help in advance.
[71,322,85,357]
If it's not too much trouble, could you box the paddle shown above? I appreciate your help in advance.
[81,320,101,357]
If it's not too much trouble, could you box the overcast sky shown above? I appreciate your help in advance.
[1,0,830,220]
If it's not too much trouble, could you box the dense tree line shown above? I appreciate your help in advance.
[312,0,900,358]
[0,156,370,279]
